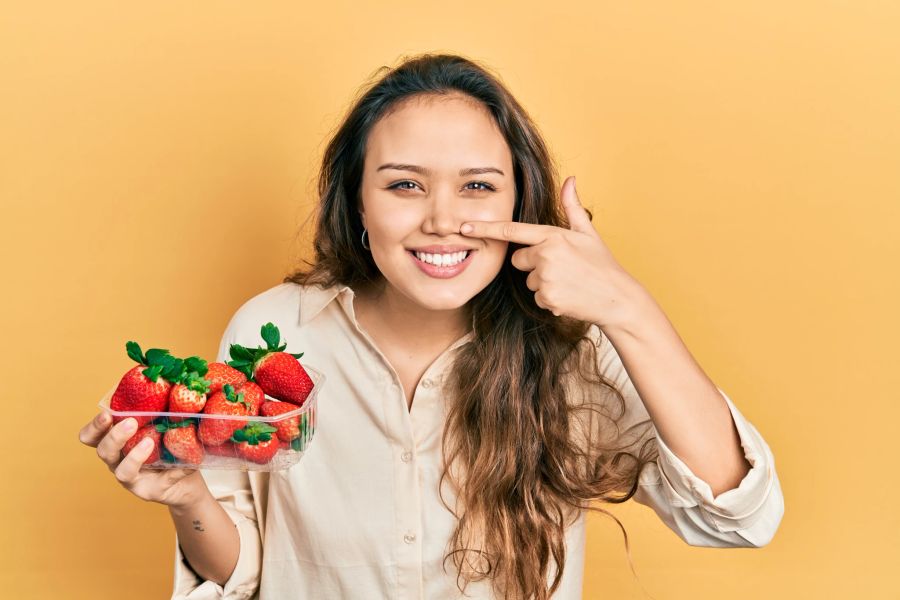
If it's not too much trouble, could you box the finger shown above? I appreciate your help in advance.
[459,220,555,245]
[97,417,140,466]
[115,436,157,485]
[561,176,595,235]
[510,246,537,272]
[79,411,114,448]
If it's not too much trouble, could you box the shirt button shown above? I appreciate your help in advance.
[401,451,412,463]
[403,533,416,544]
[421,378,434,388]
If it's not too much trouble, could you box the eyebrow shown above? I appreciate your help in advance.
[376,163,505,177]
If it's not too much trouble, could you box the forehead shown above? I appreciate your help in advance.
[365,93,512,172]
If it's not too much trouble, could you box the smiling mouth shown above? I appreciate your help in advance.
[407,249,474,266]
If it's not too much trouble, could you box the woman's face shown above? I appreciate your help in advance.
[359,92,516,312]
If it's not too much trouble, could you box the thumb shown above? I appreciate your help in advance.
[561,176,595,235]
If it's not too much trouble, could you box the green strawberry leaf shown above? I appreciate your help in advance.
[261,323,280,351]
[291,437,302,451]
[155,423,169,433]
[290,352,305,359]
[142,364,164,382]
[226,360,253,380]
[126,341,145,365]
[259,433,271,442]
[161,357,185,382]
[232,429,248,442]
[229,344,255,362]
[145,348,172,366]
[183,356,208,376]
[161,446,177,463]
[227,359,252,369]
[185,372,211,394]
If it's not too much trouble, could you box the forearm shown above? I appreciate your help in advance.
[169,487,241,587]
[599,280,752,496]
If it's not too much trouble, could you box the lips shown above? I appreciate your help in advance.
[407,249,475,279]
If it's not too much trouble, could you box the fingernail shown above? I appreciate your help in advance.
[572,176,577,191]
[123,418,137,432]
[460,224,473,234]
[99,413,110,425]
[139,437,153,449]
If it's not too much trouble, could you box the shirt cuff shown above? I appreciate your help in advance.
[170,503,262,600]
[653,387,777,533]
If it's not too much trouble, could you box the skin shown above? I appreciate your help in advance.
[355,91,516,349]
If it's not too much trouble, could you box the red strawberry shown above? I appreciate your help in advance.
[204,440,238,457]
[168,357,212,422]
[121,424,162,464]
[205,362,247,395]
[236,381,264,415]
[228,323,314,406]
[260,401,301,442]
[254,353,314,406]
[111,365,172,428]
[163,422,205,464]
[232,422,280,464]
[198,384,253,446]
[110,342,186,427]
[168,384,209,424]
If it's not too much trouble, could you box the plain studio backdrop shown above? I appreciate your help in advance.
[1,1,897,598]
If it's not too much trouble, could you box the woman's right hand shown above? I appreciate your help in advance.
[78,411,210,510]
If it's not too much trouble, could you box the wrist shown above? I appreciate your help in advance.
[167,478,214,516]
[597,268,657,337]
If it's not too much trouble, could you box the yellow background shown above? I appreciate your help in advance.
[2,1,897,598]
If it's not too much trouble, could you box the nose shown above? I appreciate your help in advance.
[421,184,464,236]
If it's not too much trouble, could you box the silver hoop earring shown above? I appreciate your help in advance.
[361,227,370,250]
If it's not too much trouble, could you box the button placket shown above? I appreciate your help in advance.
[401,450,412,463]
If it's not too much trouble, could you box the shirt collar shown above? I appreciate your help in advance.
[299,283,351,327]
[298,282,474,349]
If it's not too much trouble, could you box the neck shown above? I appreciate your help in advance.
[353,280,471,349]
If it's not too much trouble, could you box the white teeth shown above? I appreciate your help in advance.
[414,250,469,266]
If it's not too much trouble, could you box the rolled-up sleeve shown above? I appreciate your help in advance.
[589,325,785,548]
[171,470,262,599]
[634,387,785,547]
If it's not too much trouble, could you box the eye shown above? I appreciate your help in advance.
[465,181,496,192]
[387,180,420,191]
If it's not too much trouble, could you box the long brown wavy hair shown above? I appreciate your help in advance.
[284,52,659,600]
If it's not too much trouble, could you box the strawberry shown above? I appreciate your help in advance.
[110,342,184,427]
[228,323,314,406]
[162,421,205,464]
[168,368,211,423]
[205,362,247,395]
[260,400,301,442]
[204,440,238,457]
[198,383,253,446]
[236,381,264,415]
[121,424,162,464]
[232,422,280,464]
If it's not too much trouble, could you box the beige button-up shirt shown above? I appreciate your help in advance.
[171,282,784,599]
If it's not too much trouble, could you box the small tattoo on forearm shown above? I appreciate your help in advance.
[192,519,205,532]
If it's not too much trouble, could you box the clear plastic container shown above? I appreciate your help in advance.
[97,365,324,472]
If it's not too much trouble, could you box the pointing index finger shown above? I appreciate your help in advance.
[459,221,554,245]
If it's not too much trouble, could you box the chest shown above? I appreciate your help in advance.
[378,344,439,411]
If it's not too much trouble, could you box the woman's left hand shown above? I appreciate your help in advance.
[459,176,648,329]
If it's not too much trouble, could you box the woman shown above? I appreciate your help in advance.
[79,52,784,599]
